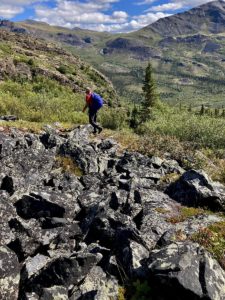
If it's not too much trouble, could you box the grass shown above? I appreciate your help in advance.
[55,156,84,177]
[191,221,225,269]
[119,280,152,300]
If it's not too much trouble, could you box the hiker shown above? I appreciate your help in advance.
[83,87,103,134]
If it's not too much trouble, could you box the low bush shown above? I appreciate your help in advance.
[99,108,127,130]
[191,221,225,269]
[0,77,87,123]
[137,105,225,150]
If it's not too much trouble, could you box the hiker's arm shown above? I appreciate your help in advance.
[82,103,88,113]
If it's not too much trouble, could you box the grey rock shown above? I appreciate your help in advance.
[40,286,68,300]
[0,199,16,246]
[166,169,225,211]
[70,266,119,300]
[148,242,225,300]
[0,246,20,300]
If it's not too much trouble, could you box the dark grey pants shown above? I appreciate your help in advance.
[89,109,102,132]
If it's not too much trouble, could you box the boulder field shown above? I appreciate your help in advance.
[0,125,225,300]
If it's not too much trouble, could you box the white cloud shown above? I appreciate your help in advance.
[144,0,225,12]
[0,0,47,18]
[147,3,183,12]
[34,0,170,32]
[34,0,129,31]
[0,0,224,32]
[0,5,24,18]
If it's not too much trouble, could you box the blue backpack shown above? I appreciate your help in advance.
[91,93,103,109]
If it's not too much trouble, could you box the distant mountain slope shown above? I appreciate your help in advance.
[140,0,225,37]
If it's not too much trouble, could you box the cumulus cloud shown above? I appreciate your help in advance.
[33,0,170,32]
[34,0,129,31]
[143,0,225,12]
[0,5,23,19]
[0,0,47,18]
[0,0,222,32]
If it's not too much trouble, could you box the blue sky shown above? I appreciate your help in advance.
[0,0,218,32]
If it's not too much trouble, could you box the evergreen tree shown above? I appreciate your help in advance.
[200,104,205,115]
[188,104,192,112]
[140,62,158,123]
[130,105,139,129]
[215,108,219,117]
[179,101,182,111]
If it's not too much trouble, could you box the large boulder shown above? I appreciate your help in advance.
[148,242,225,300]
[166,170,225,211]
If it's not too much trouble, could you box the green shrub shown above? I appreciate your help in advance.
[57,65,75,75]
[0,43,12,55]
[0,77,86,123]
[100,108,127,130]
[191,221,225,269]
[137,106,225,149]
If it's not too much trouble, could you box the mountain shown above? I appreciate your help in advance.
[143,0,225,37]
[2,1,225,107]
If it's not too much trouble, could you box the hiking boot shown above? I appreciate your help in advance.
[98,127,103,134]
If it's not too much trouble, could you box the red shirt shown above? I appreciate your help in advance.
[86,93,93,106]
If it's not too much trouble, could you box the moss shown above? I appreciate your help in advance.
[166,207,210,224]
[160,173,181,184]
[55,156,83,177]
[118,287,126,300]
[155,207,170,214]
[191,221,225,269]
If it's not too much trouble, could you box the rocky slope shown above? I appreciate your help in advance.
[0,124,225,300]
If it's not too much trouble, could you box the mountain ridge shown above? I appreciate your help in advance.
[141,0,225,37]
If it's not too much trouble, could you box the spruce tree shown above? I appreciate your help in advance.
[200,104,205,115]
[130,105,139,129]
[140,62,158,123]
[188,104,192,112]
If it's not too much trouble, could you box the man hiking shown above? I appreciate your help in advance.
[83,87,103,134]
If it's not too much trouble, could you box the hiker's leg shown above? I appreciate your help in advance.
[89,110,100,132]
[94,111,97,123]
[89,110,96,131]
[95,109,103,132]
